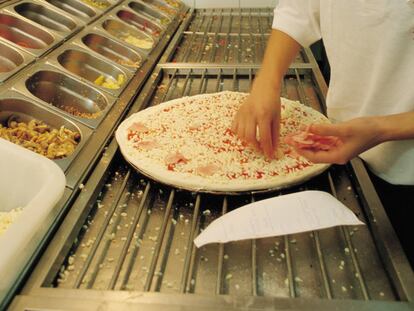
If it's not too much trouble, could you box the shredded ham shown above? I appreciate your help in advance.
[285,131,339,151]
[128,122,149,133]
[196,163,220,176]
[165,151,189,166]
[136,140,159,150]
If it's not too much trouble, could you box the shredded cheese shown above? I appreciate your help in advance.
[0,207,23,236]
[124,91,329,183]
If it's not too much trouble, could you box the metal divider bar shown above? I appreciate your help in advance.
[218,8,225,33]
[313,231,333,299]
[107,182,152,290]
[216,197,228,295]
[281,78,288,98]
[256,8,266,55]
[195,9,215,62]
[248,68,253,87]
[237,9,242,63]
[223,9,232,63]
[181,195,202,293]
[74,170,131,288]
[266,7,273,29]
[119,185,154,290]
[257,8,263,35]
[152,193,181,292]
[250,32,258,63]
[284,235,297,297]
[160,69,178,103]
[215,69,223,92]
[143,190,175,291]
[251,196,258,296]
[209,9,224,63]
[294,68,310,108]
[182,12,207,62]
[185,195,201,293]
[197,69,208,94]
[180,70,192,97]
[229,8,234,33]
[232,68,238,92]
[327,174,370,300]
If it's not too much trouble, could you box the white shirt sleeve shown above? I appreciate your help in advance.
[272,0,322,47]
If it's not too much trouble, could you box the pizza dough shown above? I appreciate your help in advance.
[116,91,330,192]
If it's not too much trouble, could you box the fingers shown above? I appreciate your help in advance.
[308,123,348,137]
[244,117,259,150]
[258,118,273,158]
[271,115,280,151]
[293,144,348,165]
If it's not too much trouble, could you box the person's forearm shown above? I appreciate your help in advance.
[378,111,414,142]
[254,29,301,90]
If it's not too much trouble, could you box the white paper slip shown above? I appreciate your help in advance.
[194,190,364,248]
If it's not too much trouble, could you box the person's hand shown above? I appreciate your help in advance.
[291,117,384,164]
[232,80,281,158]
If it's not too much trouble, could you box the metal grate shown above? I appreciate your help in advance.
[171,8,307,64]
[50,69,395,301]
[187,8,274,34]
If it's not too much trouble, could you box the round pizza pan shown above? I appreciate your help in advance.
[116,91,332,195]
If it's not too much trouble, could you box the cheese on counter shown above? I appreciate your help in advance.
[0,207,23,237]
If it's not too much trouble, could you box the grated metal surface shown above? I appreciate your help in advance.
[171,8,307,64]
[50,70,395,301]
[187,8,274,34]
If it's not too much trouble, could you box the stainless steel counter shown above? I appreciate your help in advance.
[1,4,413,311]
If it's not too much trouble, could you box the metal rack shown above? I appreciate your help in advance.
[9,8,414,310]
[170,7,307,64]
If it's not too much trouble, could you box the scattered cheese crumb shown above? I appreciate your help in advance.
[0,207,23,236]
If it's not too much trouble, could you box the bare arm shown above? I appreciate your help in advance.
[232,29,301,158]
[380,111,414,141]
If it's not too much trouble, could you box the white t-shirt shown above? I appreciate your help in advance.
[273,0,414,185]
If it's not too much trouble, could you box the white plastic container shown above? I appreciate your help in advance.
[0,138,66,304]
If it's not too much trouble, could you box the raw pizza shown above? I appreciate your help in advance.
[116,91,330,192]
